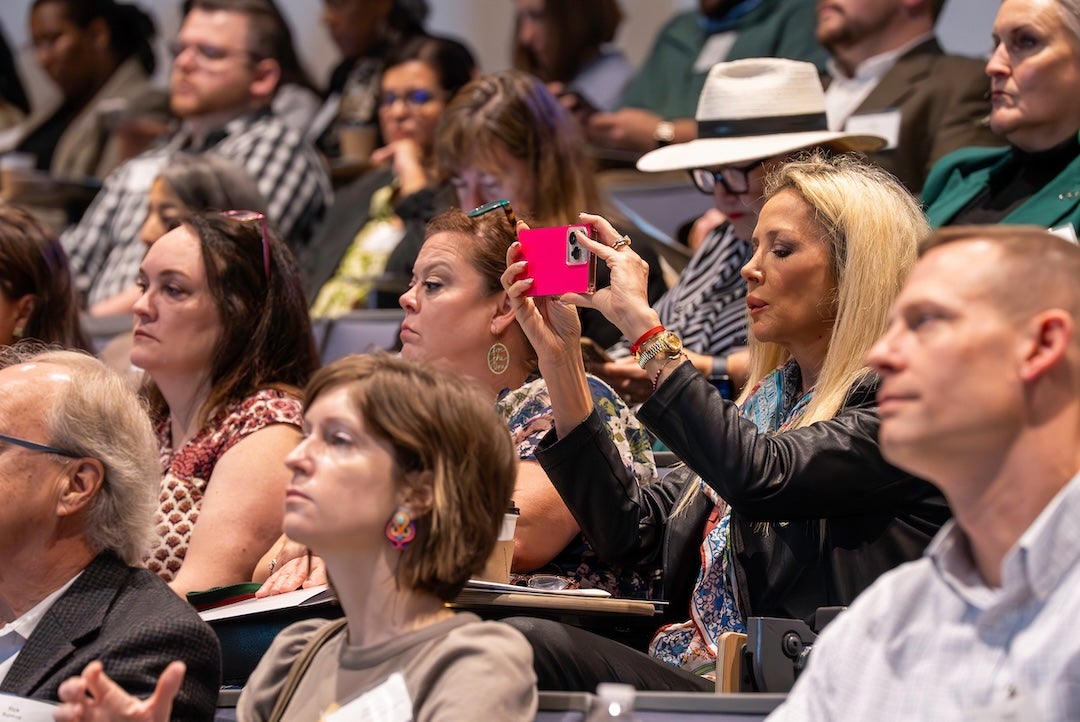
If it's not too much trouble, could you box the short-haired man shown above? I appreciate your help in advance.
[770,226,1080,720]
[64,0,332,311]
[0,350,220,721]
[818,0,1002,193]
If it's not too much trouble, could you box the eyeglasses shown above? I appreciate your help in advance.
[0,432,78,458]
[378,88,440,110]
[168,41,260,67]
[221,210,271,280]
[688,161,759,196]
[467,199,518,230]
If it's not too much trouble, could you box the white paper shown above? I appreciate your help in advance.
[325,672,413,722]
[844,109,902,150]
[198,585,334,622]
[464,579,612,598]
[0,693,57,722]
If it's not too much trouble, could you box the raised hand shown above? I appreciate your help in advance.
[54,660,184,722]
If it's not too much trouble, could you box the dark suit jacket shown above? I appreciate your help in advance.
[838,37,1003,194]
[1,552,221,722]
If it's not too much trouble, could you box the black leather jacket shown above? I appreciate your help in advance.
[535,362,951,626]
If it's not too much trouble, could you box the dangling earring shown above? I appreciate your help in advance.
[385,509,416,550]
[488,341,510,375]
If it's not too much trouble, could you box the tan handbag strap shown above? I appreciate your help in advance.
[266,617,348,722]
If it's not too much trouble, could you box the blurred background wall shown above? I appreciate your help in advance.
[0,0,994,124]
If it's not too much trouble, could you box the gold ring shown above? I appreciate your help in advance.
[611,235,632,250]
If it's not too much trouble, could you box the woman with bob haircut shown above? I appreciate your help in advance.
[500,152,951,691]
[133,211,317,597]
[0,205,90,350]
[54,353,538,721]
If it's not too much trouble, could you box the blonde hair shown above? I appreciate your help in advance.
[736,152,926,427]
[304,354,517,601]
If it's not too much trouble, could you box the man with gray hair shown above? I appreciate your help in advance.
[0,350,220,721]
[769,226,1080,719]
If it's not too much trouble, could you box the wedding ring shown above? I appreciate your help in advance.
[268,558,277,573]
[611,235,632,250]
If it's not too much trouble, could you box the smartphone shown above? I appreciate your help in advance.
[517,224,597,297]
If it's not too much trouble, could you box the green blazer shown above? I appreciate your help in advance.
[923,142,1080,232]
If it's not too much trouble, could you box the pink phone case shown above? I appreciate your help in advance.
[518,224,597,297]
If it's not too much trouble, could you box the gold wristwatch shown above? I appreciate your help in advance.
[636,330,683,368]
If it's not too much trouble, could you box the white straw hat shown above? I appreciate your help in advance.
[637,58,886,173]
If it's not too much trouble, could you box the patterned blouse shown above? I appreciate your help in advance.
[147,388,303,581]
[496,374,659,597]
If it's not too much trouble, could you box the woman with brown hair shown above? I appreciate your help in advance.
[55,354,537,721]
[0,204,90,350]
[512,0,632,113]
[435,69,668,347]
[133,211,317,596]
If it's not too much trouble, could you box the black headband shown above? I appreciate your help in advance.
[697,112,828,139]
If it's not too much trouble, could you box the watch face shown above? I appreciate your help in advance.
[661,331,682,352]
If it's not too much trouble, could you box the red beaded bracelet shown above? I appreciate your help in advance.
[629,325,665,356]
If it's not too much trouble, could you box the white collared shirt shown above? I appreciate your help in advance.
[0,573,81,684]
[824,33,934,131]
[769,470,1080,721]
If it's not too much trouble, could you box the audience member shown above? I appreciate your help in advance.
[924,0,1080,232]
[262,208,658,597]
[2,0,167,180]
[55,354,538,721]
[0,22,29,128]
[135,212,317,596]
[435,69,668,347]
[770,226,1080,720]
[589,0,826,152]
[599,58,885,401]
[500,153,950,691]
[181,0,322,135]
[0,205,89,350]
[313,0,428,155]
[512,0,633,114]
[0,348,220,721]
[90,152,267,317]
[62,0,332,310]
[818,0,1001,193]
[305,34,477,315]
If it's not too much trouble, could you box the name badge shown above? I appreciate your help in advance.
[845,109,902,150]
[324,672,413,722]
[694,33,737,74]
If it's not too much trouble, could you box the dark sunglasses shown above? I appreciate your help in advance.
[0,432,78,458]
[688,160,759,196]
[221,210,270,280]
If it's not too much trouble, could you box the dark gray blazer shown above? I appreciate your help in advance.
[836,37,1003,194]
[1,552,221,722]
